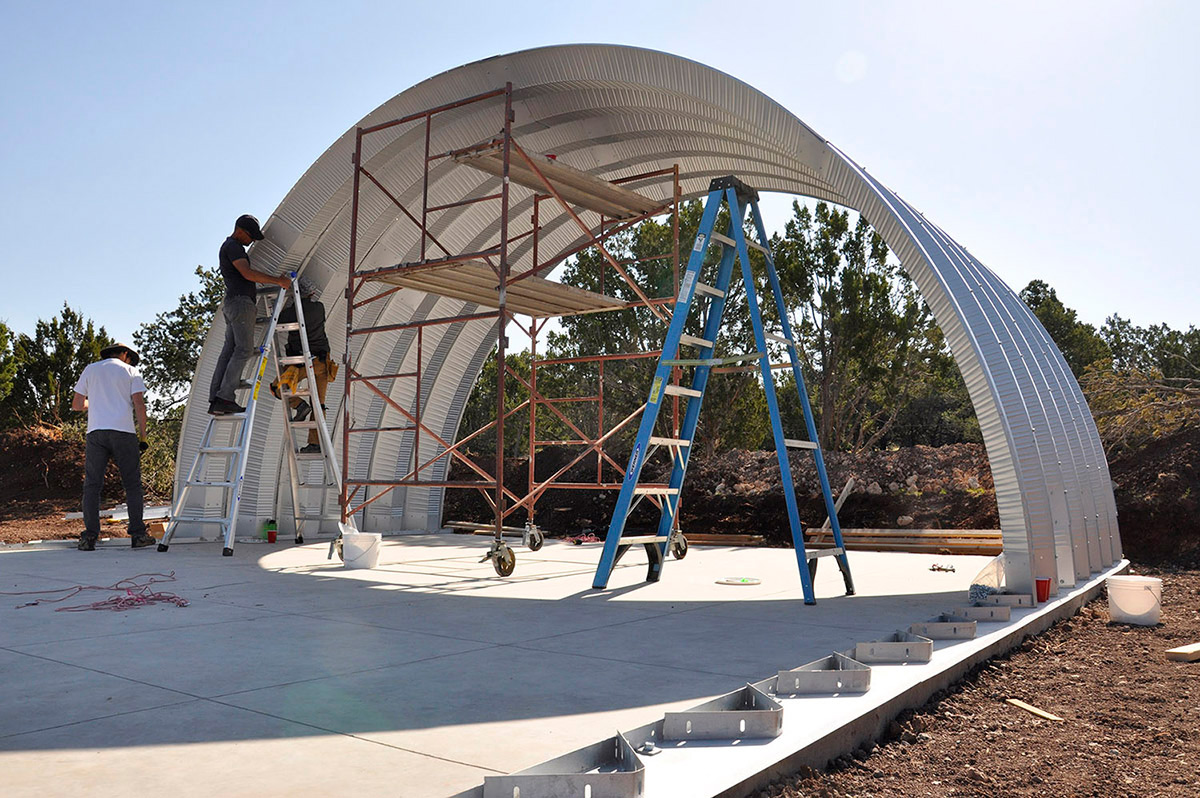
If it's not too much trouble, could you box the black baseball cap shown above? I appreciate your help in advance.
[236,214,265,241]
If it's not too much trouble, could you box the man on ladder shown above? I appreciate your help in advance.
[270,277,336,454]
[209,214,290,415]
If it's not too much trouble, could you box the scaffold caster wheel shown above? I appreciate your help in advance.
[222,547,234,557]
[156,543,168,553]
[493,543,516,577]
[295,534,304,545]
[527,528,544,551]
[669,533,688,560]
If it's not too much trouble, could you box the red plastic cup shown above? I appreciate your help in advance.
[1035,576,1051,603]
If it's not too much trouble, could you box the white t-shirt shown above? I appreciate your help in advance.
[73,358,146,434]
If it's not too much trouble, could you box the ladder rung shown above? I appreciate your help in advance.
[298,481,338,488]
[170,517,227,524]
[275,323,301,332]
[295,452,325,461]
[186,480,235,488]
[663,384,702,398]
[283,388,311,397]
[746,239,770,255]
[200,447,242,454]
[765,332,792,345]
[619,535,671,545]
[278,356,307,366]
[710,232,735,248]
[290,421,319,429]
[632,486,679,495]
[785,439,819,450]
[648,436,691,447]
[694,282,725,298]
[806,547,845,559]
[679,333,714,349]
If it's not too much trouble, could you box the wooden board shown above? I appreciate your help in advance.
[682,533,764,547]
[1006,698,1063,721]
[454,142,663,220]
[1165,642,1200,662]
[380,260,626,318]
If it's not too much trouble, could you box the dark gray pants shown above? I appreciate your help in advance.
[209,294,258,403]
[83,430,145,539]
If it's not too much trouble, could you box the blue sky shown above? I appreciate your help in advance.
[1,0,1195,345]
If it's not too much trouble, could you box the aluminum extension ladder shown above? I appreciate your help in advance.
[591,176,855,604]
[158,273,344,557]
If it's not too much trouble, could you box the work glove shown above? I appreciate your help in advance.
[139,439,149,454]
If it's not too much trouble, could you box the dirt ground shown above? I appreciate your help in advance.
[761,565,1200,798]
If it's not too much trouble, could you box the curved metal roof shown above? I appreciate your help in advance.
[176,44,1120,593]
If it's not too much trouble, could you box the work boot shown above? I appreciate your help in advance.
[299,443,321,454]
[292,399,312,422]
[209,398,246,415]
[77,534,97,551]
[130,533,157,549]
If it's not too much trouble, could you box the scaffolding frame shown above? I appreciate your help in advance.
[341,84,686,560]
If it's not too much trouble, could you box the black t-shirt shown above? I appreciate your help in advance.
[219,237,257,300]
[279,297,330,358]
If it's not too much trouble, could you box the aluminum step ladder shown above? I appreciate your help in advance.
[159,272,339,556]
[268,289,347,555]
[592,176,855,604]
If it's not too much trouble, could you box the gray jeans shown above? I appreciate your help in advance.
[83,430,145,538]
[209,294,258,403]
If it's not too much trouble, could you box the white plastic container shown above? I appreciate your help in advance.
[1106,575,1162,625]
[341,531,382,569]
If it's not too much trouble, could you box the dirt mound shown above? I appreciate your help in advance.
[0,426,129,543]
[1109,425,1200,566]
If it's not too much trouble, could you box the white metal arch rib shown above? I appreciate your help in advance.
[175,44,1120,592]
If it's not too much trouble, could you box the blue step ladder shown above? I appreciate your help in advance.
[591,176,855,604]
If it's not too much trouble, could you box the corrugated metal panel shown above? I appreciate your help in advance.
[175,44,1121,589]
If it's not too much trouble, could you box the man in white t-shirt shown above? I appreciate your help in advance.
[71,342,155,551]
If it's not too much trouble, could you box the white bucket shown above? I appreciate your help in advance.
[1106,575,1162,625]
[341,532,382,569]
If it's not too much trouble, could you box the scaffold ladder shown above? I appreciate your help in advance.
[159,272,344,557]
[592,176,855,604]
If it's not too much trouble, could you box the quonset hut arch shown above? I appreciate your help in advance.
[174,44,1121,595]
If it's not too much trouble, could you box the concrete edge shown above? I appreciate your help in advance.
[714,560,1128,797]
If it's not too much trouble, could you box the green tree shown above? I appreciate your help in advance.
[0,304,113,427]
[133,265,224,413]
[0,322,17,406]
[773,201,941,452]
[1101,314,1200,381]
[1019,280,1110,376]
[548,201,770,457]
[1080,315,1200,454]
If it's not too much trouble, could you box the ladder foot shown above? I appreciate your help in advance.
[156,543,169,553]
[295,535,304,545]
[644,542,664,582]
[222,547,234,557]
[804,598,817,606]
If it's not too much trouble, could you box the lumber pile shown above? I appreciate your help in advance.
[806,528,1002,556]
[683,533,764,547]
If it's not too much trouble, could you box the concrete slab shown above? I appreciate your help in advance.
[0,537,1120,798]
